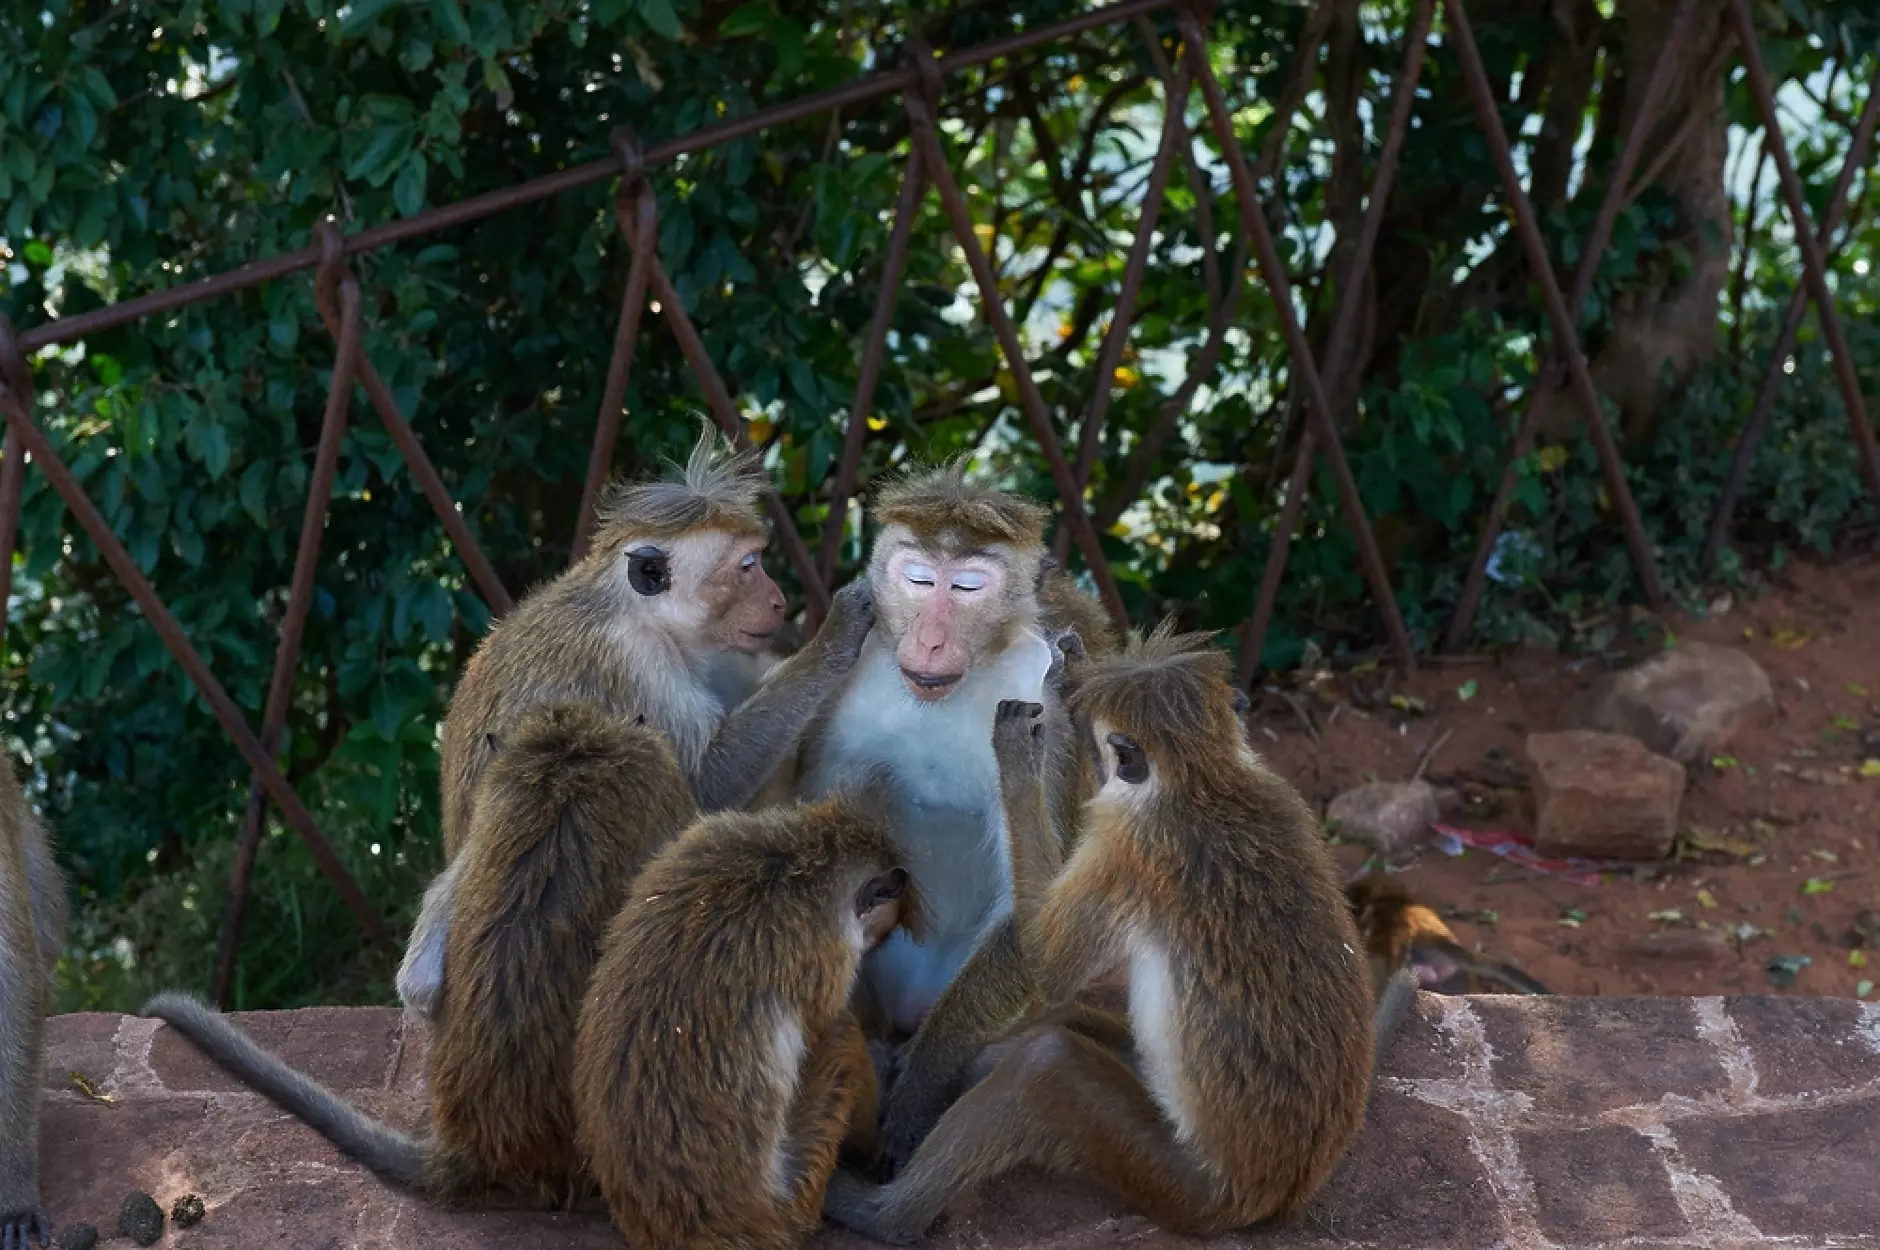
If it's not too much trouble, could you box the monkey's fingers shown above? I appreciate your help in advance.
[994,700,1044,722]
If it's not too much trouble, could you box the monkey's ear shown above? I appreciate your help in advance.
[1107,732,1150,785]
[626,546,672,596]
[1034,554,1059,592]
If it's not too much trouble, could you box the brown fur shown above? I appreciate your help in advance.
[144,703,697,1205]
[1037,566,1119,659]
[826,627,1375,1241]
[1,752,65,1248]
[574,792,918,1250]
[1347,873,1549,997]
[873,461,1049,554]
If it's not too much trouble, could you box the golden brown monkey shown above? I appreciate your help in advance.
[146,702,699,1205]
[824,629,1385,1242]
[1346,873,1549,997]
[396,422,872,1020]
[2,753,66,1250]
[792,464,1111,1172]
[573,789,918,1250]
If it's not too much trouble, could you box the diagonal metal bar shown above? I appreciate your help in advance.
[0,316,392,951]
[306,269,515,618]
[1705,54,1880,568]
[1177,7,1417,674]
[1050,55,1192,567]
[903,46,1130,632]
[0,428,23,661]
[1440,0,1667,614]
[627,243,833,619]
[1236,0,1435,688]
[816,148,927,598]
[1442,0,1692,653]
[572,175,660,564]
[212,226,364,1006]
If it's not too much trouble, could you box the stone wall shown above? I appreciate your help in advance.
[40,994,1880,1248]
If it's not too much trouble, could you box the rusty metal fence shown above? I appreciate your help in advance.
[0,0,1873,1002]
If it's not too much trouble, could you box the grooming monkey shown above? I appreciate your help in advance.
[1346,873,1549,996]
[2,754,66,1250]
[397,422,872,1018]
[573,788,918,1250]
[825,631,1398,1242]
[147,702,699,1205]
[792,466,1112,1169]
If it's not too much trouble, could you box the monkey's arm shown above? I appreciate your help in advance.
[693,582,873,812]
[991,701,1061,969]
[0,846,51,1249]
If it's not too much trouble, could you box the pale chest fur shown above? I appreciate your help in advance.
[608,619,732,776]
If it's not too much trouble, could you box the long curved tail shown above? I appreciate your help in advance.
[142,992,428,1189]
[1371,965,1419,1070]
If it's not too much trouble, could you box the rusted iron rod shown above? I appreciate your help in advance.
[903,49,1131,632]
[1439,0,1667,613]
[213,237,364,1006]
[306,268,515,618]
[1235,0,1435,688]
[816,149,927,596]
[0,377,392,950]
[16,0,1174,356]
[1051,57,1192,567]
[635,249,832,618]
[1705,57,1880,569]
[1443,0,1693,653]
[573,181,660,564]
[1178,8,1417,674]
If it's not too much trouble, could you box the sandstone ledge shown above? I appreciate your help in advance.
[43,995,1880,1249]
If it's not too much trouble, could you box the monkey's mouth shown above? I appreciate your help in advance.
[900,667,963,698]
[739,628,779,642]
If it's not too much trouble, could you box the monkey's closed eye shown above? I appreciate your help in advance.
[626,547,671,596]
[857,867,908,914]
[1108,733,1149,785]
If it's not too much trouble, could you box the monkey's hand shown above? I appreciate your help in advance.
[0,1203,51,1250]
[1042,625,1088,696]
[992,700,1047,786]
[813,580,876,674]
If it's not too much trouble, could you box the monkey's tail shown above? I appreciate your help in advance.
[141,992,429,1189]
[1371,966,1420,1070]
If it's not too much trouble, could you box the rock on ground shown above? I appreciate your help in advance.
[1325,781,1439,864]
[1526,731,1687,860]
[1572,642,1774,765]
[37,999,1880,1249]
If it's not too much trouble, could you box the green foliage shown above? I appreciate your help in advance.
[0,0,1874,1010]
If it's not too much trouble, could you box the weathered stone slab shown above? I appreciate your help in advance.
[38,996,1880,1249]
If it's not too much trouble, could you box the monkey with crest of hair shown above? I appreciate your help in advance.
[1347,872,1548,997]
[146,701,700,1206]
[2,751,66,1250]
[393,420,875,1020]
[573,784,919,1250]
[825,627,1411,1242]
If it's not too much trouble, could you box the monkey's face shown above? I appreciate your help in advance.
[869,526,1035,702]
[854,866,910,950]
[611,527,785,653]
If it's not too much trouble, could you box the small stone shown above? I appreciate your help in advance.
[118,1191,165,1247]
[1572,642,1774,764]
[57,1223,99,1250]
[1325,780,1439,863]
[1526,731,1686,860]
[171,1194,207,1228]
[1623,928,1732,964]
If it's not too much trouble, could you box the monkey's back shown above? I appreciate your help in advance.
[1131,767,1373,1222]
[430,703,697,1201]
[574,817,862,1246]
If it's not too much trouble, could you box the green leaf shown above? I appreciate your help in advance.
[79,67,117,110]
[719,2,770,36]
[413,582,453,642]
[432,0,473,44]
[339,0,401,36]
[393,152,427,217]
[239,460,271,528]
[188,420,232,479]
[638,0,682,39]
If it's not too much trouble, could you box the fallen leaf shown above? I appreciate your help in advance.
[1769,625,1811,650]
[1711,755,1739,771]
[1389,693,1428,715]
[1858,980,1875,998]
[1649,908,1685,924]
[1797,767,1852,787]
[1860,759,1880,779]
[1734,923,1767,944]
[1803,878,1836,895]
[1850,682,1870,697]
[1765,953,1812,988]
[1812,849,1840,862]
[1851,950,1869,969]
[1833,715,1860,731]
[68,1071,114,1104]
[1697,889,1719,910]
[1457,679,1479,702]
[1350,659,1379,676]
[1681,826,1761,858]
[1559,907,1587,928]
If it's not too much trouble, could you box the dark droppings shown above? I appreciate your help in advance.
[56,1223,99,1250]
[117,1192,165,1246]
[171,1194,207,1228]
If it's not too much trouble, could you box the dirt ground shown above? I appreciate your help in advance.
[1252,551,1880,1001]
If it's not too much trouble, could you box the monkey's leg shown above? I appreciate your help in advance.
[825,1025,1225,1245]
[395,857,463,1021]
[840,1022,883,1171]
[775,1013,874,1241]
[0,857,51,1250]
[962,1002,1132,1090]
[877,918,1032,1175]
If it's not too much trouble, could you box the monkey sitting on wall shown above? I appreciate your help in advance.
[397,421,873,1020]
[147,701,700,1206]
[2,752,67,1250]
[573,787,919,1250]
[1347,873,1549,996]
[824,628,1408,1242]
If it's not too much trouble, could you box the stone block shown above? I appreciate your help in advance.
[1474,996,1725,1118]
[1525,730,1686,860]
[1572,642,1775,764]
[1516,1124,1688,1243]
